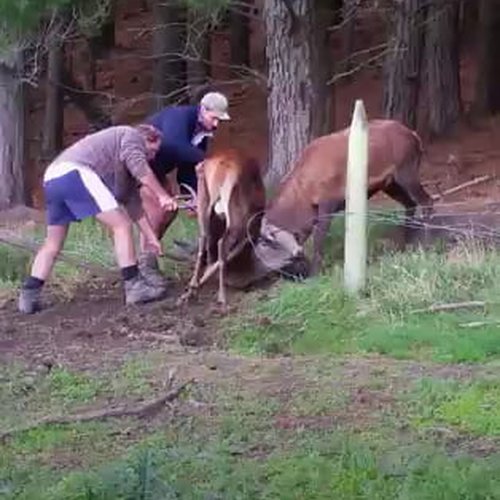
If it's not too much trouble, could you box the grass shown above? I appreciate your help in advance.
[225,213,500,363]
[3,377,500,500]
[4,207,500,497]
[0,352,164,431]
[408,377,500,437]
[0,212,198,289]
[30,437,500,500]
[2,342,500,498]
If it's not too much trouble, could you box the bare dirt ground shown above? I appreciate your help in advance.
[0,272,239,370]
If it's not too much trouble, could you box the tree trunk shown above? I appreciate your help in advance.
[61,67,112,130]
[382,0,425,129]
[341,0,359,78]
[150,0,187,110]
[473,0,500,115]
[0,49,26,209]
[42,28,65,162]
[264,0,331,186]
[229,0,250,76]
[424,0,461,136]
[186,9,211,103]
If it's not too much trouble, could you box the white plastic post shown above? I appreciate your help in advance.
[343,99,368,295]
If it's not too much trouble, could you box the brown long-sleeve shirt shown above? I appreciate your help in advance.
[51,125,154,220]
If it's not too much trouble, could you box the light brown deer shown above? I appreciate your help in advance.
[177,149,266,309]
[261,119,434,275]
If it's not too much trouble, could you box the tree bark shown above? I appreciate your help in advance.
[424,0,461,136]
[473,0,500,115]
[186,9,210,103]
[42,26,65,162]
[341,0,359,78]
[0,49,26,209]
[150,0,187,110]
[382,0,425,129]
[61,67,112,130]
[229,0,250,76]
[264,0,332,186]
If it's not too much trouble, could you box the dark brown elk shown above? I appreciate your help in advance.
[178,149,266,308]
[261,119,434,275]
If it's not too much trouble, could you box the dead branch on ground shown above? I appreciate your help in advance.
[411,301,487,314]
[0,378,194,442]
[431,175,494,201]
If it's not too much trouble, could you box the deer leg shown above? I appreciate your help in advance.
[216,234,228,307]
[394,155,434,219]
[198,238,248,287]
[311,199,344,275]
[176,235,207,306]
[383,180,419,244]
[188,235,207,289]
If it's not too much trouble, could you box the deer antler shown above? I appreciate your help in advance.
[179,183,197,203]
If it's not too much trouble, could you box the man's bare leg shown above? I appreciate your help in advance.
[138,177,178,287]
[19,209,166,314]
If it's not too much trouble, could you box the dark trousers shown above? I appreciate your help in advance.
[176,162,198,194]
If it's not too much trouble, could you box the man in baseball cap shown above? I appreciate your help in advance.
[136,91,231,288]
[200,91,231,121]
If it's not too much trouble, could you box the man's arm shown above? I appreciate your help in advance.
[122,189,163,255]
[119,131,177,211]
[136,213,163,255]
[122,188,144,222]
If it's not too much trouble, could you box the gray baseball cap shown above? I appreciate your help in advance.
[200,92,231,120]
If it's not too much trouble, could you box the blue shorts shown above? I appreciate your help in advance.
[43,162,119,226]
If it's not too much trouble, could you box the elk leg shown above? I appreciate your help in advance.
[394,155,434,219]
[198,238,248,287]
[383,181,419,244]
[406,179,434,219]
[311,199,344,275]
[216,235,228,307]
[188,235,207,289]
[216,227,242,307]
[177,211,209,305]
[176,235,207,306]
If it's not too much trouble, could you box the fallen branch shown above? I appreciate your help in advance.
[411,301,486,314]
[0,378,194,442]
[459,320,500,328]
[431,175,493,201]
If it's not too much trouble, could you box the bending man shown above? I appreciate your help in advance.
[18,124,177,314]
[138,91,231,287]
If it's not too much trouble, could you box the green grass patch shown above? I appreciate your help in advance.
[226,274,361,356]
[0,353,162,432]
[409,377,500,437]
[3,361,500,499]
[225,217,500,363]
[4,419,500,499]
[0,244,31,287]
[0,211,198,289]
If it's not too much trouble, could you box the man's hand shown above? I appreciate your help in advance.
[185,206,197,218]
[141,171,178,212]
[158,194,178,212]
[144,234,163,256]
[136,214,163,256]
